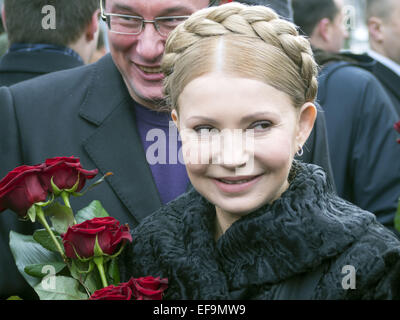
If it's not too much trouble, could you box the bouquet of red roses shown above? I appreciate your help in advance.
[0,156,167,300]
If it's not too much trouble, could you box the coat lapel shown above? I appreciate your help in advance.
[79,55,162,223]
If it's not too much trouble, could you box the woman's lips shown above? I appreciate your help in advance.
[213,174,263,194]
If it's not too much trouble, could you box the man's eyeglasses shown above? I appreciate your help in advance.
[101,13,190,37]
[100,1,192,37]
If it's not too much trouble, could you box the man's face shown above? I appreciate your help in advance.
[326,0,348,52]
[105,0,209,109]
[381,1,400,64]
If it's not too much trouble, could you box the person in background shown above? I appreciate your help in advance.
[294,0,348,53]
[123,3,400,300]
[0,0,100,86]
[0,0,330,299]
[235,0,292,19]
[366,0,400,114]
[89,26,108,64]
[293,0,400,230]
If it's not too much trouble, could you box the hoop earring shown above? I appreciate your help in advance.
[296,145,304,157]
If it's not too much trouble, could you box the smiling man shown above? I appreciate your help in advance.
[104,0,210,108]
[0,0,332,299]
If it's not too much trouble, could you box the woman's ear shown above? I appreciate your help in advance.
[171,109,179,131]
[296,102,317,148]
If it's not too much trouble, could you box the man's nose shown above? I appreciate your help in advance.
[135,22,165,62]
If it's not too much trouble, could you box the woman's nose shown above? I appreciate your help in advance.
[214,130,252,170]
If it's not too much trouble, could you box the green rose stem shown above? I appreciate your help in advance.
[60,191,77,225]
[93,236,108,288]
[35,206,67,262]
[61,191,71,208]
[93,256,108,288]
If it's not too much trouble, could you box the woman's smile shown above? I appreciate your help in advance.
[212,174,263,194]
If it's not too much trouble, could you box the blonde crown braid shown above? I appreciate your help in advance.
[162,2,318,109]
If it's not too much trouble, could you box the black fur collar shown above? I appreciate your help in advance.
[125,161,377,299]
[168,161,376,298]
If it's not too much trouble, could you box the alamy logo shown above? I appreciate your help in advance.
[40,265,56,290]
[42,5,56,30]
[145,122,256,174]
[341,265,356,290]
[343,5,356,32]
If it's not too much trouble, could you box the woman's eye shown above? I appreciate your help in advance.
[248,121,273,131]
[193,125,217,134]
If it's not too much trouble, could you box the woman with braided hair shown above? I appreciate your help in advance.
[123,3,400,299]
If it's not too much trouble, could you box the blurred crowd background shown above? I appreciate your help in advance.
[0,0,374,58]
[0,0,109,59]
[342,0,369,52]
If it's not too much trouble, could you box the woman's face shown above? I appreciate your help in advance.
[173,73,316,217]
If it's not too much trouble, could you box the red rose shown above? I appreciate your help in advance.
[62,217,132,259]
[395,121,400,133]
[40,156,98,193]
[394,121,400,144]
[90,277,168,300]
[0,164,48,217]
[128,276,168,300]
[90,283,133,300]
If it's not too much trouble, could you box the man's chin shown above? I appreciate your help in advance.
[124,80,167,110]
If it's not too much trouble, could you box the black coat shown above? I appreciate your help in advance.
[0,50,83,87]
[317,59,400,229]
[0,54,333,299]
[122,162,400,300]
[370,60,400,116]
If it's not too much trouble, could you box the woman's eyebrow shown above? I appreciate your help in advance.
[186,112,278,124]
[186,116,219,125]
[240,112,278,123]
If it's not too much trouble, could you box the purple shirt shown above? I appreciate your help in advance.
[134,102,190,204]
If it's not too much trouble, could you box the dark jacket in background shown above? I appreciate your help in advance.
[0,49,83,299]
[0,54,334,299]
[0,50,83,87]
[122,162,400,299]
[315,50,400,229]
[370,60,400,116]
